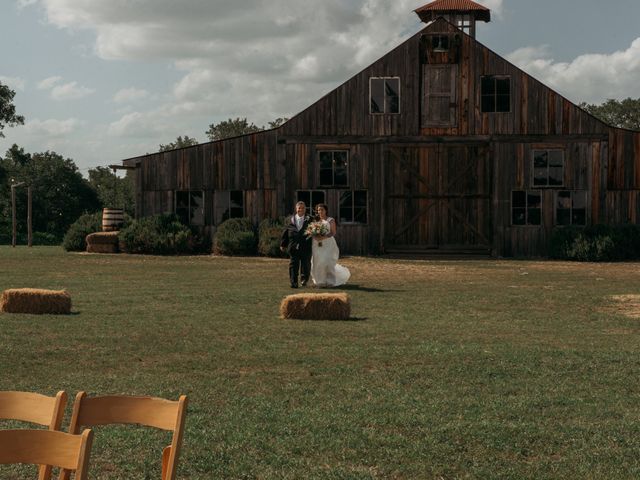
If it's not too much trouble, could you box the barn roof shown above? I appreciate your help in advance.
[415,0,491,22]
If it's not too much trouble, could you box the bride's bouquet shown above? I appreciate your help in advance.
[305,221,330,246]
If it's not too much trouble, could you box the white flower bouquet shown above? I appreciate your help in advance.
[305,221,330,246]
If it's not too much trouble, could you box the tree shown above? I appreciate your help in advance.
[87,166,135,215]
[159,135,199,152]
[267,117,289,129]
[0,148,100,240]
[579,98,640,131]
[0,82,25,138]
[205,117,262,141]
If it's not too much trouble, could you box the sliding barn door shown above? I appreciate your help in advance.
[384,145,492,251]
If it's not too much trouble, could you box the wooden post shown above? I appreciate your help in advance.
[11,184,16,248]
[27,186,33,247]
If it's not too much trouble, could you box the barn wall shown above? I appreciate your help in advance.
[121,18,640,257]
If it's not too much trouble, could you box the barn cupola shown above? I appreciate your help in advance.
[414,0,491,38]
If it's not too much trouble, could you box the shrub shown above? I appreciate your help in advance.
[549,224,640,261]
[213,217,257,256]
[118,214,204,255]
[62,212,103,251]
[258,217,288,257]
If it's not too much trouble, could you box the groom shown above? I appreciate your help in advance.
[280,201,313,288]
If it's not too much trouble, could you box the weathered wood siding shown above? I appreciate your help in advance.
[125,132,282,229]
[123,17,640,257]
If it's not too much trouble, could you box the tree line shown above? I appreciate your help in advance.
[1,78,638,244]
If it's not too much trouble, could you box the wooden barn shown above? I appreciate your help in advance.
[120,0,640,257]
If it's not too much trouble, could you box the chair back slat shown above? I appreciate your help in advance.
[75,395,181,431]
[0,429,93,479]
[0,391,66,428]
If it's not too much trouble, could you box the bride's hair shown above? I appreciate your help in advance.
[315,203,337,225]
[316,203,329,215]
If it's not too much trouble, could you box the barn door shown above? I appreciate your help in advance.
[384,145,492,252]
[422,65,457,128]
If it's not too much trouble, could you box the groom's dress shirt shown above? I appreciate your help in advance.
[295,214,304,230]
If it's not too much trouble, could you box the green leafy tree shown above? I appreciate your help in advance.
[580,98,640,130]
[0,82,24,138]
[0,148,100,241]
[205,117,262,141]
[267,117,289,129]
[159,135,199,152]
[87,166,135,215]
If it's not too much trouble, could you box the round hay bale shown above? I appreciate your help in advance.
[0,288,72,315]
[280,292,350,320]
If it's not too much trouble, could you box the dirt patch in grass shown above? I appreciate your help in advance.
[605,294,640,319]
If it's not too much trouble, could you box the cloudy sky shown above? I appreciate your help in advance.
[1,0,639,174]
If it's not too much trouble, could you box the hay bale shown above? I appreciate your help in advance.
[86,231,119,253]
[280,293,350,320]
[86,243,118,254]
[0,288,72,315]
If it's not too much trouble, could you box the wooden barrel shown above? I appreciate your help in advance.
[102,208,124,232]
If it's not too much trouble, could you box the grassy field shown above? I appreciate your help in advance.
[1,246,640,479]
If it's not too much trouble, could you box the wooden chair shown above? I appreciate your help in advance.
[0,391,67,480]
[0,429,93,480]
[59,392,188,480]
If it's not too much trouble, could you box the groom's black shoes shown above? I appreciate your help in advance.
[290,283,298,288]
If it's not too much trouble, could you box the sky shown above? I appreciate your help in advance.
[1,0,639,175]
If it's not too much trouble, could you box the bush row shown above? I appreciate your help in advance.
[549,224,640,261]
[213,217,288,257]
[61,213,288,256]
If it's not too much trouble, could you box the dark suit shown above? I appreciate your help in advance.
[281,214,312,287]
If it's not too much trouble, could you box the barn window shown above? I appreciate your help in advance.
[512,190,541,226]
[319,151,349,187]
[221,190,244,222]
[481,75,510,112]
[432,35,449,52]
[296,190,326,215]
[175,190,204,226]
[456,15,472,35]
[339,190,367,224]
[370,77,400,114]
[556,190,586,226]
[533,150,564,187]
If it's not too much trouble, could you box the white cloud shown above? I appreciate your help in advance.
[0,76,26,91]
[37,75,62,90]
[25,118,80,137]
[113,87,149,103]
[17,0,38,9]
[51,81,95,100]
[506,38,640,104]
[36,0,423,125]
[108,111,171,138]
[37,76,94,100]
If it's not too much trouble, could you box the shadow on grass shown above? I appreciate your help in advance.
[337,284,402,293]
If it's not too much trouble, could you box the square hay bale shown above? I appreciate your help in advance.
[280,293,351,320]
[86,243,118,254]
[0,288,72,315]
[86,231,120,253]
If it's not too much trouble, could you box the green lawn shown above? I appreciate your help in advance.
[1,246,640,479]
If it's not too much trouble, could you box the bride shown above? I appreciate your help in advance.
[310,203,350,287]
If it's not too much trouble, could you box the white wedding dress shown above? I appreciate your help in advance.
[311,218,350,287]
